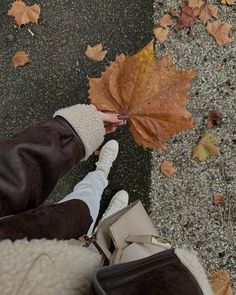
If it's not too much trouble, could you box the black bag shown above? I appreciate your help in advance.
[92,249,205,295]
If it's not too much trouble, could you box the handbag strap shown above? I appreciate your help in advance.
[125,235,171,249]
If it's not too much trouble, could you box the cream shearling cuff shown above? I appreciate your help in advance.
[54,104,105,159]
[175,248,213,295]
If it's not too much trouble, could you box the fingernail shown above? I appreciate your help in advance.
[117,115,128,120]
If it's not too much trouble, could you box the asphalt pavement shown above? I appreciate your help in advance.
[0,0,153,212]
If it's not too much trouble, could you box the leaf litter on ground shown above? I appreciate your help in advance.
[207,110,224,128]
[192,133,220,161]
[154,27,169,43]
[12,51,29,68]
[8,0,40,26]
[160,160,176,177]
[85,43,107,62]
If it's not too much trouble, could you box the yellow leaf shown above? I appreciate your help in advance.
[85,43,107,62]
[192,133,220,161]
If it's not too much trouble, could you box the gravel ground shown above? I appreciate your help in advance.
[151,0,236,288]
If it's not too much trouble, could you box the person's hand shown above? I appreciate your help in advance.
[91,105,126,133]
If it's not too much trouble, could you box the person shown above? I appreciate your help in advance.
[0,103,213,295]
[0,103,127,294]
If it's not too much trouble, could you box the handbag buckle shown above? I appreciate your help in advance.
[79,234,96,247]
[151,235,171,246]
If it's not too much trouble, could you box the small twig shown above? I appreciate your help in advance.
[27,29,35,37]
[221,157,231,224]
[219,207,224,225]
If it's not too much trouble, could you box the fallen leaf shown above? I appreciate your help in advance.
[207,110,223,128]
[206,20,233,46]
[209,269,233,295]
[159,14,174,28]
[213,193,225,205]
[171,2,200,34]
[89,41,196,149]
[192,133,220,161]
[208,4,219,18]
[8,0,40,26]
[188,0,205,9]
[221,0,235,5]
[161,161,176,176]
[85,43,107,62]
[12,51,29,68]
[199,4,218,25]
[154,27,169,43]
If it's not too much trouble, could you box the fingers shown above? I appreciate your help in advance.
[100,112,124,124]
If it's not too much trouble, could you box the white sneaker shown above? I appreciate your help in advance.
[101,190,129,220]
[96,140,119,178]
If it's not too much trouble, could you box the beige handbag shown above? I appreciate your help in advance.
[80,200,171,265]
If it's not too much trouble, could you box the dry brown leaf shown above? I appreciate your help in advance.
[209,269,233,295]
[221,0,235,5]
[8,0,40,26]
[206,20,233,46]
[188,0,205,9]
[207,110,223,128]
[171,2,200,34]
[154,27,169,43]
[12,51,29,68]
[199,4,218,25]
[159,14,174,28]
[192,133,220,161]
[85,43,107,62]
[213,193,225,205]
[89,41,196,150]
[161,161,176,177]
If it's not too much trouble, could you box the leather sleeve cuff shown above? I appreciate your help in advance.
[53,104,105,159]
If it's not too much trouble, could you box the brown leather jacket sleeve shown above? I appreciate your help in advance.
[0,117,85,218]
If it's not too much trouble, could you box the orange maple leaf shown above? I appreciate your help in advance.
[209,269,233,295]
[154,27,169,43]
[8,0,40,26]
[12,51,29,68]
[160,160,176,177]
[206,20,233,46]
[221,0,235,5]
[159,14,174,28]
[199,4,218,25]
[89,41,196,150]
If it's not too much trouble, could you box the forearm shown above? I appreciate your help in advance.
[0,104,105,217]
